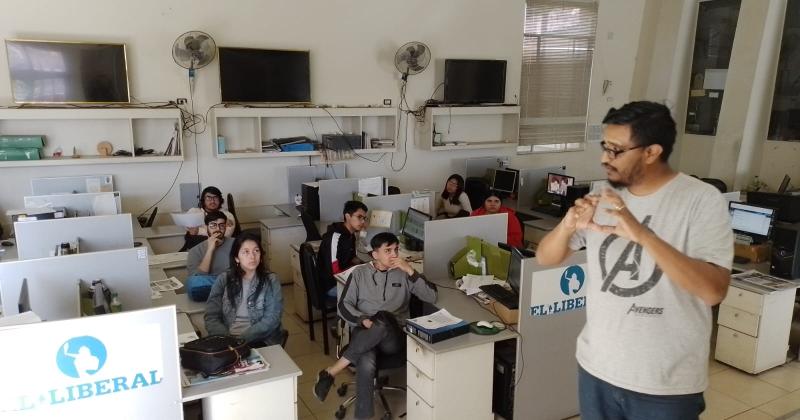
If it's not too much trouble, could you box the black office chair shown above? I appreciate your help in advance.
[299,242,337,354]
[464,177,490,211]
[297,205,322,242]
[388,186,401,195]
[226,193,243,238]
[334,322,407,420]
[700,177,728,193]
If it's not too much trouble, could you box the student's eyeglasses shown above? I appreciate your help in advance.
[600,141,645,159]
[204,195,221,201]
[208,222,225,229]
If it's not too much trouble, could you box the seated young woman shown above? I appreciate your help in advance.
[182,186,237,250]
[436,174,472,219]
[204,232,284,348]
[471,190,523,248]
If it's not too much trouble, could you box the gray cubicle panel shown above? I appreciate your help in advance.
[0,247,151,321]
[30,174,114,195]
[517,165,566,210]
[15,213,134,260]
[422,213,507,280]
[23,191,122,217]
[287,163,346,204]
[514,251,587,420]
[465,156,507,179]
[318,178,360,222]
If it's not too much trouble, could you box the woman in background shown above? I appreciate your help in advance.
[437,174,472,218]
[205,232,284,347]
[471,190,523,248]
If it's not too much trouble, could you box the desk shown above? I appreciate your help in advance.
[0,238,18,263]
[261,216,306,286]
[181,345,302,420]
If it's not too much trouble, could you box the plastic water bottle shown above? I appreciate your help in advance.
[110,293,122,313]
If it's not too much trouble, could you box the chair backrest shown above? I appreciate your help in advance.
[464,177,490,211]
[299,242,325,310]
[226,193,243,237]
[700,177,727,193]
[145,207,158,227]
[298,205,322,242]
[388,186,401,195]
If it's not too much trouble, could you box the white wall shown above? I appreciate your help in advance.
[0,0,686,235]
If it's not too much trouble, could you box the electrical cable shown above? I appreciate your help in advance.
[136,160,184,219]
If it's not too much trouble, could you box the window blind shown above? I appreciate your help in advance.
[519,0,598,152]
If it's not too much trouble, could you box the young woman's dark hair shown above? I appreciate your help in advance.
[225,232,271,307]
[441,174,465,205]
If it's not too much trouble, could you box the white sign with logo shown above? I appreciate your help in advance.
[0,307,182,419]
[529,262,588,317]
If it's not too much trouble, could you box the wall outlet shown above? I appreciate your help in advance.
[176,98,188,105]
[383,99,392,106]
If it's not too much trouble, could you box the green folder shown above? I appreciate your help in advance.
[0,135,45,149]
[0,147,41,160]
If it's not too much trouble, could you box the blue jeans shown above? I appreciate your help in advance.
[578,366,705,420]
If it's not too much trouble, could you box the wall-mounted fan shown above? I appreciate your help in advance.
[394,41,431,80]
[172,31,216,79]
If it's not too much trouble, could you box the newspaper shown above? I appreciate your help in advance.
[731,270,800,293]
[456,274,506,296]
[150,276,183,293]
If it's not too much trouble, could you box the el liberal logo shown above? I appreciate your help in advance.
[9,335,164,412]
[531,265,587,317]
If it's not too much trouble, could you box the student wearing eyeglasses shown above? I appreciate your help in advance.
[317,200,369,297]
[185,211,234,301]
[186,186,236,238]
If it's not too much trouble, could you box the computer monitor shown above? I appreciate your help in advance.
[546,173,575,197]
[779,174,791,193]
[729,202,776,243]
[402,208,432,251]
[492,169,517,193]
[507,248,524,295]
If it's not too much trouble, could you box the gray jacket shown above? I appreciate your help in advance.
[204,271,283,345]
[338,263,437,327]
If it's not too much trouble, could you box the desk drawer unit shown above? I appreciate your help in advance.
[721,287,763,314]
[407,387,434,420]
[407,361,435,405]
[718,304,760,337]
[715,326,757,372]
[407,336,436,378]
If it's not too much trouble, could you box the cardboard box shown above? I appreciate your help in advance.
[481,300,519,325]
[734,242,770,263]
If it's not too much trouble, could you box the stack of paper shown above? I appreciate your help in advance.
[457,274,506,295]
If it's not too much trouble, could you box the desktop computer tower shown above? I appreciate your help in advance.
[492,340,517,419]
[770,223,800,280]
[301,183,320,221]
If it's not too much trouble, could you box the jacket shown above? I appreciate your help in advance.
[471,206,523,248]
[204,271,283,345]
[318,222,357,292]
[338,262,438,327]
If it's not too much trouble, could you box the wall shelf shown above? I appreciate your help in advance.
[212,106,397,158]
[0,108,184,167]
[421,105,520,151]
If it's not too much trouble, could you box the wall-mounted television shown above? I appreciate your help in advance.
[5,39,130,104]
[443,59,507,104]
[219,47,311,103]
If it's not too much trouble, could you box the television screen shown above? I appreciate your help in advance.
[5,40,130,104]
[547,173,575,197]
[443,59,506,104]
[219,47,310,103]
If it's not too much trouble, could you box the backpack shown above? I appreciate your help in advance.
[179,335,250,376]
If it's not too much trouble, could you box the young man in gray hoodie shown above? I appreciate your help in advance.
[313,232,438,419]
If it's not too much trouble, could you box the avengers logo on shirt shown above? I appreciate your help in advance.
[598,215,663,297]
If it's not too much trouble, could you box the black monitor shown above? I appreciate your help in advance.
[546,173,575,197]
[6,40,130,104]
[492,169,517,193]
[779,174,791,193]
[402,208,431,251]
[729,202,776,243]
[507,248,525,294]
[219,47,311,103]
[443,59,507,104]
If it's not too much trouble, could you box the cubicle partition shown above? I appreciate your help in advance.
[287,163,346,204]
[318,178,360,222]
[15,213,134,260]
[0,247,151,321]
[514,251,587,419]
[23,191,121,217]
[516,165,566,211]
[30,174,114,195]
[422,213,507,280]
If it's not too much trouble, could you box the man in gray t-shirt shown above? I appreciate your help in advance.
[537,101,733,420]
[186,211,234,301]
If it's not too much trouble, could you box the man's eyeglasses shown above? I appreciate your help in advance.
[208,222,226,229]
[204,195,221,201]
[600,141,644,159]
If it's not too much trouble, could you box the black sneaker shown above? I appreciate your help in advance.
[313,370,334,401]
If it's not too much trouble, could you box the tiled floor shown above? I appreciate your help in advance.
[191,285,800,419]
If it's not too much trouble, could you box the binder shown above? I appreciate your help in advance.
[405,319,470,344]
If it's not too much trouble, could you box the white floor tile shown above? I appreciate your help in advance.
[727,409,775,419]
[757,364,800,393]
[757,389,800,418]
[701,389,751,420]
[709,368,788,407]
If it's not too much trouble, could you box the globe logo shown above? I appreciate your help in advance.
[560,265,585,296]
[56,336,107,379]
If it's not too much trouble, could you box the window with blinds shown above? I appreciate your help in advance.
[519,0,598,154]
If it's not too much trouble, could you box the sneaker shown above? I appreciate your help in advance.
[313,370,334,401]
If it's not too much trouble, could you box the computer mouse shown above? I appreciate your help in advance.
[476,320,494,329]
[1,241,13,247]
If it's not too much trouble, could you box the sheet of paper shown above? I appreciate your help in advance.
[150,276,184,293]
[358,176,384,196]
[410,197,430,215]
[171,212,205,228]
[369,210,393,228]
[458,274,506,295]
[407,308,462,330]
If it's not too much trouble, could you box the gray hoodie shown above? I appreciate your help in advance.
[338,262,438,327]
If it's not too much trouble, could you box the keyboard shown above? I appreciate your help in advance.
[515,212,540,223]
[479,284,519,310]
[532,206,563,217]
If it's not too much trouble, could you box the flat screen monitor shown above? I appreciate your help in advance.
[443,59,506,104]
[546,173,575,197]
[219,47,311,103]
[492,169,517,193]
[402,208,431,243]
[507,248,524,294]
[729,202,775,242]
[5,40,130,104]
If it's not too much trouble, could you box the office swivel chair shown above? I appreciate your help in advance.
[700,178,727,193]
[226,193,243,238]
[465,177,490,211]
[299,242,337,355]
[333,321,407,420]
[297,205,322,242]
